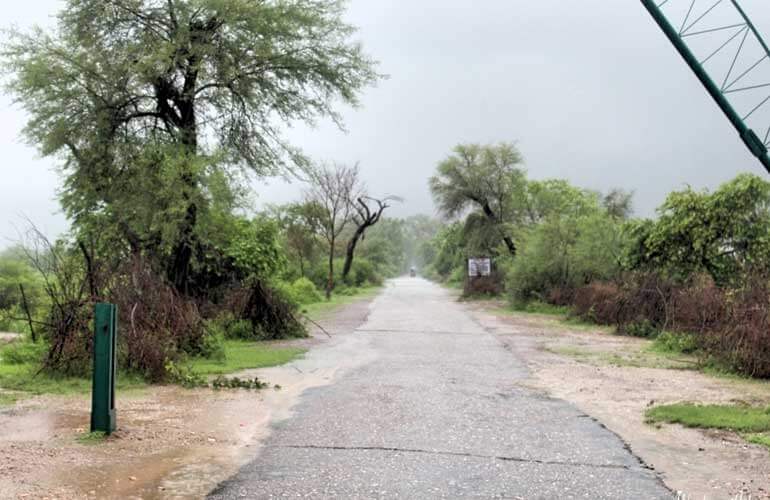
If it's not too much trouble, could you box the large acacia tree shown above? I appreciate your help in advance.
[429,143,526,256]
[3,0,379,293]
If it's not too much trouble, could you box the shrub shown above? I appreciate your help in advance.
[654,331,698,354]
[288,277,323,305]
[347,259,382,287]
[624,320,659,338]
[0,341,46,365]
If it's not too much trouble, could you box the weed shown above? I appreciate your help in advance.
[652,331,699,355]
[76,431,107,445]
[190,341,304,376]
[646,403,770,433]
[211,375,269,390]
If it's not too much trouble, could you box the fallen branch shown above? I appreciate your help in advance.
[18,284,37,343]
[299,313,332,338]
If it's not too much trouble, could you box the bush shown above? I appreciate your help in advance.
[654,331,698,354]
[224,280,306,340]
[288,277,323,305]
[0,341,46,365]
[624,320,659,338]
[346,259,382,287]
[224,319,253,340]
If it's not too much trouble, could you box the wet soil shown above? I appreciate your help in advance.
[467,300,770,499]
[0,297,375,499]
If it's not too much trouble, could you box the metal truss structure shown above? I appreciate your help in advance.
[642,0,770,172]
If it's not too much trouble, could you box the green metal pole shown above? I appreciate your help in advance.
[91,303,117,434]
[641,0,770,173]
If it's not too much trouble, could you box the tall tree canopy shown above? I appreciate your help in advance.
[3,0,379,292]
[429,143,526,256]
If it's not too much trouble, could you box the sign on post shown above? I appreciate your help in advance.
[468,258,492,277]
[91,303,117,434]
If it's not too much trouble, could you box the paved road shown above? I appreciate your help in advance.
[210,278,670,499]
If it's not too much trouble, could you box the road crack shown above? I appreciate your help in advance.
[270,444,633,471]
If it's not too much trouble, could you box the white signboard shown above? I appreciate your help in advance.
[468,258,491,277]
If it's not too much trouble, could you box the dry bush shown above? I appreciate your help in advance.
[110,258,206,381]
[547,287,575,307]
[709,278,770,377]
[224,280,306,340]
[463,273,504,297]
[668,275,726,334]
[565,271,770,378]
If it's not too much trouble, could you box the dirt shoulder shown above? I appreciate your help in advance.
[0,295,376,500]
[466,301,770,500]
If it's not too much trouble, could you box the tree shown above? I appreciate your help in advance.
[274,202,325,279]
[305,163,362,298]
[429,143,526,255]
[603,188,634,220]
[342,196,400,280]
[625,173,770,285]
[3,0,380,294]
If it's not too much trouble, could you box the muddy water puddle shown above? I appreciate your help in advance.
[1,314,379,499]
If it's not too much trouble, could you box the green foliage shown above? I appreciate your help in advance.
[286,277,324,305]
[3,0,380,294]
[165,360,208,388]
[646,403,770,433]
[345,258,382,287]
[0,341,46,365]
[224,319,254,341]
[226,217,286,279]
[190,341,305,376]
[506,192,626,303]
[430,143,524,256]
[625,173,770,285]
[623,320,659,339]
[0,248,45,333]
[211,375,269,390]
[76,431,108,446]
[652,331,699,354]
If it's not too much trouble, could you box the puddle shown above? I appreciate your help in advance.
[1,299,378,499]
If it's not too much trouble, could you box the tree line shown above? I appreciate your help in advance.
[0,0,428,381]
[422,142,770,378]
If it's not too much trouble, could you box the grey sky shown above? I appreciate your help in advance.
[3,0,770,247]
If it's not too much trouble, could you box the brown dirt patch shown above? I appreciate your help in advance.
[467,301,770,499]
[0,297,375,499]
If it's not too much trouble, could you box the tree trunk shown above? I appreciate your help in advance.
[503,236,517,256]
[342,226,367,280]
[326,237,335,299]
[481,202,516,257]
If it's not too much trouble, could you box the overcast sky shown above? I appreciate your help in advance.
[3,0,770,247]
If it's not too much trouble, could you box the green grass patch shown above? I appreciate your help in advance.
[745,432,770,449]
[301,286,381,320]
[76,431,107,445]
[494,301,611,334]
[0,392,18,407]
[646,403,770,433]
[190,340,305,376]
[511,301,571,316]
[0,340,146,398]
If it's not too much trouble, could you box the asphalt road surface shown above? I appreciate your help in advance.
[210,278,671,499]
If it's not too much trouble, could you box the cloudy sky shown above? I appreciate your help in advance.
[3,0,770,247]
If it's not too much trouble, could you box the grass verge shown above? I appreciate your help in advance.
[646,402,770,450]
[0,343,146,398]
[190,340,305,376]
[76,431,108,445]
[301,286,381,320]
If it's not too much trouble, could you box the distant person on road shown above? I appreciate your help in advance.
[409,266,416,277]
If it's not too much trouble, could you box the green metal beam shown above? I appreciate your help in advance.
[641,0,770,173]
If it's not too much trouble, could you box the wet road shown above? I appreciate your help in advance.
[209,278,670,499]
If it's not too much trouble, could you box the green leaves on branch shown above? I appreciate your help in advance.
[625,173,770,285]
